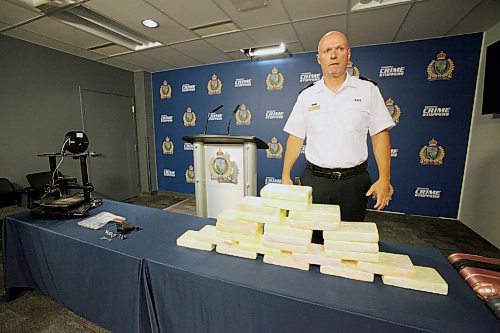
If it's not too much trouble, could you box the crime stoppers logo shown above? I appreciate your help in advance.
[265,177,282,185]
[385,98,401,124]
[182,83,196,92]
[422,106,450,117]
[207,73,222,95]
[185,165,195,183]
[266,67,284,90]
[183,143,193,151]
[379,66,405,77]
[427,51,454,81]
[160,115,173,123]
[162,137,174,155]
[265,110,284,120]
[236,104,251,125]
[183,107,196,126]
[159,80,172,99]
[347,61,360,77]
[234,78,252,88]
[419,139,445,165]
[415,187,441,199]
[391,149,398,157]
[208,113,223,121]
[266,137,283,158]
[163,169,175,177]
[299,72,320,83]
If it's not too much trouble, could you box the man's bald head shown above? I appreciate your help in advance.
[316,31,351,79]
[318,31,349,53]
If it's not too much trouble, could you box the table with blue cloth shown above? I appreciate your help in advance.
[3,200,499,333]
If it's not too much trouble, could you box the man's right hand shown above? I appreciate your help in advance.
[281,134,304,187]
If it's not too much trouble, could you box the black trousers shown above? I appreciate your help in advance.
[300,167,372,243]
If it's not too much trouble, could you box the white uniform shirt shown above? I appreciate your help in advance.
[284,74,395,168]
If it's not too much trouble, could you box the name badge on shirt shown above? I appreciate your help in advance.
[308,103,321,111]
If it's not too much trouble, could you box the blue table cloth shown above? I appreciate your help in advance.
[144,238,500,333]
[3,200,499,333]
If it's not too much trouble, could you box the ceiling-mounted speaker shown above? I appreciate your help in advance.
[232,0,268,12]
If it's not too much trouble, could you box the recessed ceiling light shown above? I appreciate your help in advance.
[142,19,159,28]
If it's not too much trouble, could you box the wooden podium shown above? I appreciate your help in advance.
[183,135,267,218]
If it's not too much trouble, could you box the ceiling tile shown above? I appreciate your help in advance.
[348,4,411,46]
[85,0,197,44]
[4,27,103,60]
[98,57,150,72]
[293,15,347,52]
[0,0,41,26]
[170,39,231,64]
[0,22,10,29]
[225,50,248,60]
[112,52,174,72]
[213,0,289,29]
[395,0,482,41]
[147,0,230,29]
[282,0,347,20]
[448,0,500,35]
[141,45,202,68]
[20,17,109,48]
[285,41,304,54]
[245,23,298,46]
[205,31,257,52]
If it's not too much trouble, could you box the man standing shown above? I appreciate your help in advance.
[282,31,395,222]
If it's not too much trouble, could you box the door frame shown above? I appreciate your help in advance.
[78,86,141,199]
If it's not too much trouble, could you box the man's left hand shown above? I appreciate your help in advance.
[366,179,392,211]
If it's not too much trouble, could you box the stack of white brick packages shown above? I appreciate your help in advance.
[177,183,448,295]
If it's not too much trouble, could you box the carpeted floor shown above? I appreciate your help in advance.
[1,193,498,332]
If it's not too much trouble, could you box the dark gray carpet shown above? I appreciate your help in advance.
[1,194,498,332]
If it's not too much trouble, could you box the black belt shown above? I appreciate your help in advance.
[306,160,367,180]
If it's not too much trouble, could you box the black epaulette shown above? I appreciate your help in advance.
[359,75,378,86]
[298,82,315,95]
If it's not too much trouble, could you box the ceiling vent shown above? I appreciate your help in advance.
[191,20,240,38]
[351,0,411,12]
[232,0,268,12]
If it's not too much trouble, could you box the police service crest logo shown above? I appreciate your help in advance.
[266,67,284,90]
[183,107,196,126]
[162,136,174,155]
[185,165,195,183]
[427,51,455,81]
[236,104,252,125]
[159,80,172,99]
[209,149,234,182]
[266,137,283,159]
[419,139,445,165]
[207,73,222,95]
[386,98,401,124]
[347,61,360,77]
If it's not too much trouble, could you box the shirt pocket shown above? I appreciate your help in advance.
[342,108,369,134]
[305,109,327,134]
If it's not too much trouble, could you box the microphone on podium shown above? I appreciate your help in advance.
[225,104,240,135]
[203,105,223,135]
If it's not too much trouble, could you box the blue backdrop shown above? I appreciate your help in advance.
[152,33,482,218]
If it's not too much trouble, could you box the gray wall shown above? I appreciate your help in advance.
[459,23,500,248]
[0,34,135,188]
